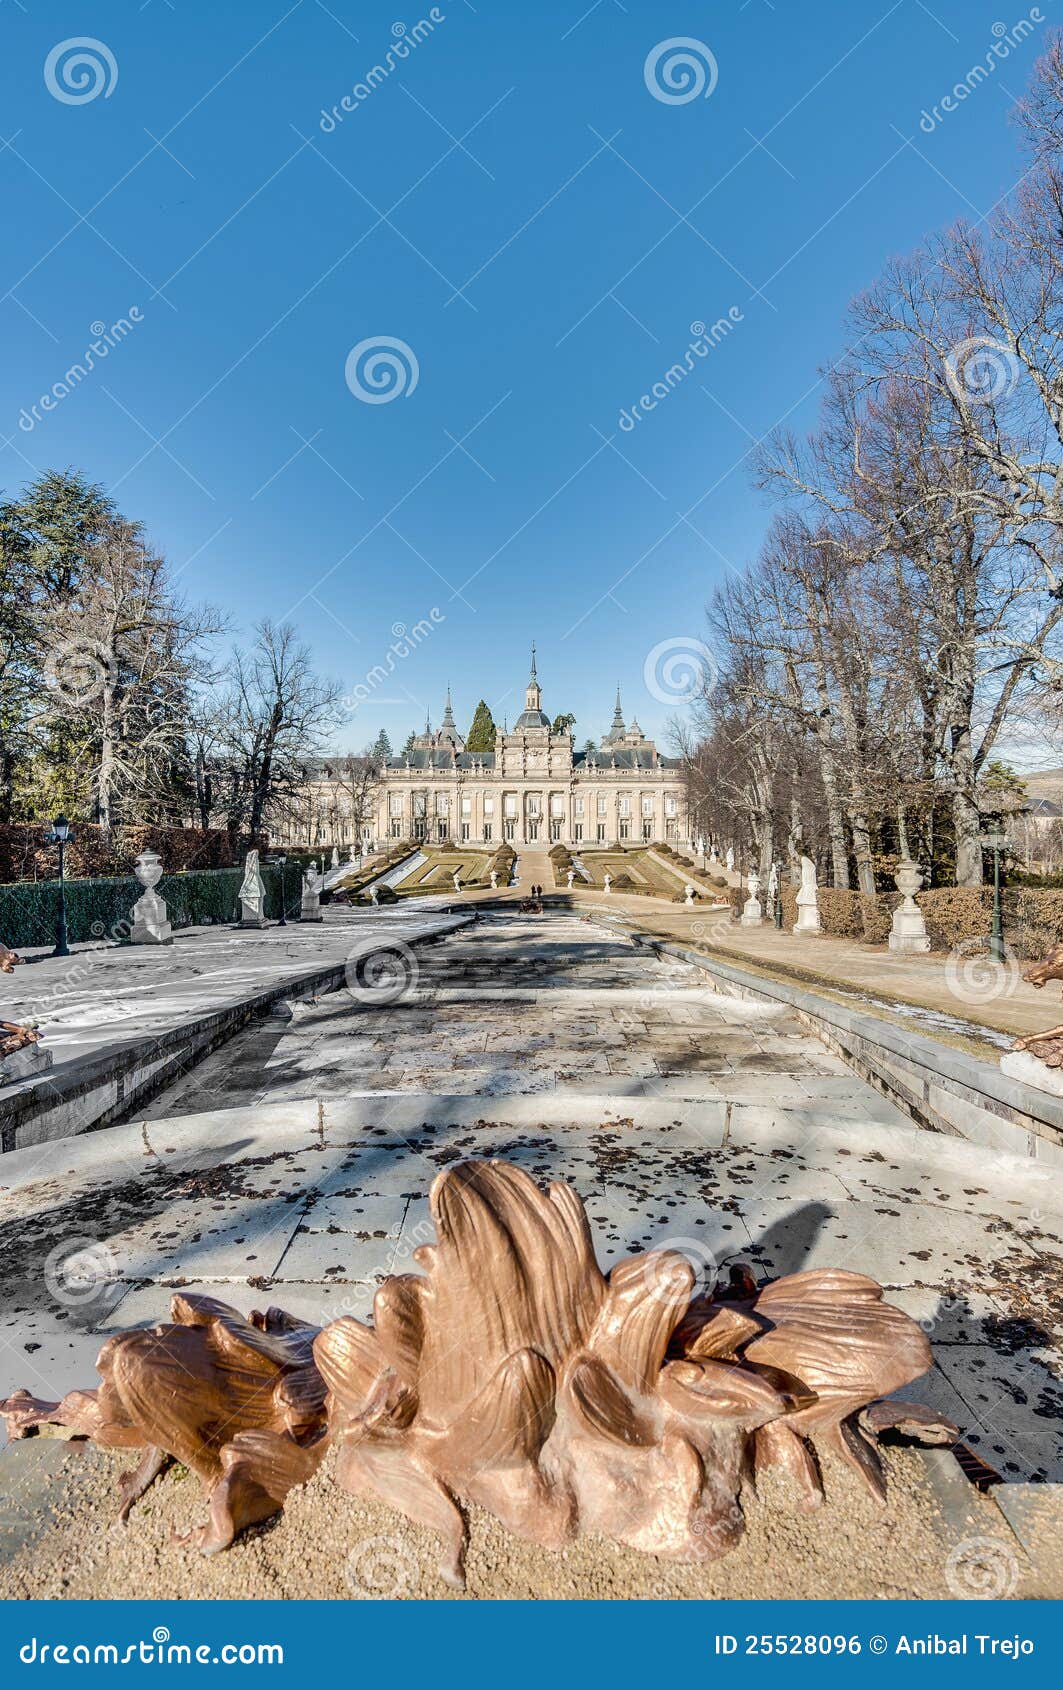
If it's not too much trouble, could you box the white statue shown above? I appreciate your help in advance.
[130,849,173,945]
[725,847,735,874]
[369,883,380,906]
[793,855,821,936]
[741,872,764,927]
[239,848,268,928]
[684,884,695,907]
[452,869,462,893]
[331,846,339,870]
[567,868,575,889]
[767,862,780,905]
[709,845,720,866]
[603,872,612,895]
[888,859,930,954]
[490,869,498,889]
[300,860,323,923]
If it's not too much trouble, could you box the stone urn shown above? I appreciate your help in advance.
[888,859,930,954]
[130,850,173,945]
[741,872,764,927]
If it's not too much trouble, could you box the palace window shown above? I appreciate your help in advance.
[666,818,678,840]
[461,796,471,817]
[436,793,449,816]
[437,819,448,841]
[642,821,652,842]
[596,823,606,842]
[462,823,470,842]
[413,819,427,841]
[641,796,654,816]
[619,796,631,817]
[550,794,564,817]
[574,797,584,817]
[574,823,583,842]
[413,794,427,818]
[389,793,403,815]
[504,795,518,819]
[550,821,561,842]
[665,796,677,815]
[619,820,630,840]
[484,797,495,816]
[596,797,607,817]
[390,819,402,839]
[504,820,516,841]
[484,823,492,842]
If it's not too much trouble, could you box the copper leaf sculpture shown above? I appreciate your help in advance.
[1,1293,327,1552]
[313,1160,953,1584]
[2,1162,954,1583]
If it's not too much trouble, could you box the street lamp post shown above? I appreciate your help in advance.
[986,827,1006,965]
[45,814,74,958]
[274,855,288,926]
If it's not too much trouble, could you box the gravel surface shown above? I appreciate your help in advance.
[1,1439,1049,1601]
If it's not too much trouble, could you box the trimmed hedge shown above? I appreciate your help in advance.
[0,865,296,950]
[725,881,1063,960]
[0,822,264,883]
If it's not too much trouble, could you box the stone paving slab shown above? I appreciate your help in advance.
[2,908,1061,1498]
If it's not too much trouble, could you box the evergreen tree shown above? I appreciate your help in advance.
[552,712,576,735]
[371,729,393,763]
[466,699,497,752]
[400,730,416,756]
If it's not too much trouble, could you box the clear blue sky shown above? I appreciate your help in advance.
[1,0,1052,750]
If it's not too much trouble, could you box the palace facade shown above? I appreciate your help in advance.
[373,650,689,850]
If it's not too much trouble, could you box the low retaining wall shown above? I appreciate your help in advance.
[637,935,1063,1167]
[1,917,474,1153]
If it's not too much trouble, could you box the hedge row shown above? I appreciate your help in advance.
[724,883,1063,961]
[0,865,298,951]
[0,822,266,884]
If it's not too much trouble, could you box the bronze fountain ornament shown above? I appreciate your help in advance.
[1,1159,956,1586]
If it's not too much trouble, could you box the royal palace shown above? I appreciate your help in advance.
[290,650,689,853]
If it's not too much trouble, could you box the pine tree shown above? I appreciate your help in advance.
[466,699,497,753]
[400,731,416,756]
[371,729,393,762]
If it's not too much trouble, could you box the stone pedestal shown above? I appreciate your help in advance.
[793,855,821,936]
[888,859,930,954]
[300,872,323,922]
[1000,1048,1063,1098]
[741,874,763,927]
[131,886,173,945]
[131,851,172,945]
[684,884,696,907]
[0,1042,53,1084]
